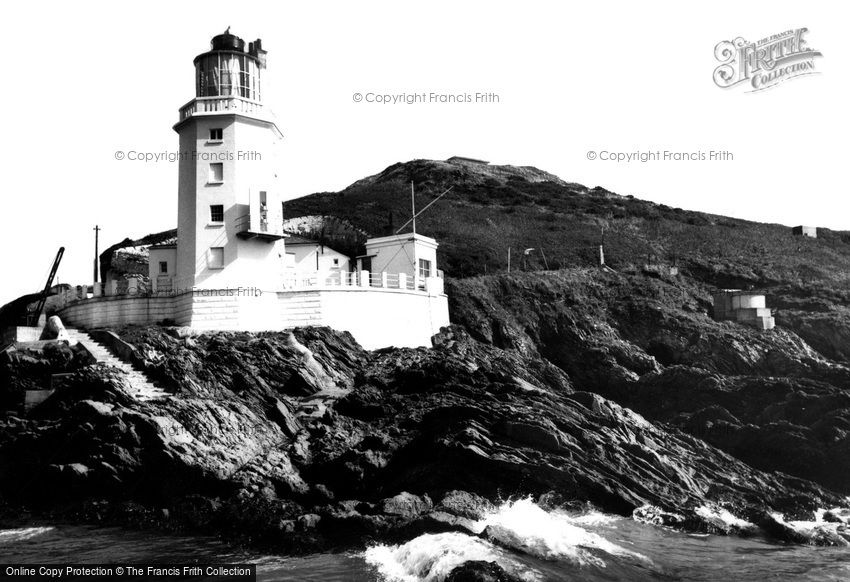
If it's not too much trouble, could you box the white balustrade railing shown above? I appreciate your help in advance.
[58,270,445,306]
[276,270,438,292]
[179,96,265,121]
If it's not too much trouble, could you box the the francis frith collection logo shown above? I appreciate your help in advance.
[713,28,822,92]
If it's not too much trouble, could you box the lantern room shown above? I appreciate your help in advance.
[193,28,266,101]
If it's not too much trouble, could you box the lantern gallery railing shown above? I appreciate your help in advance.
[179,96,265,121]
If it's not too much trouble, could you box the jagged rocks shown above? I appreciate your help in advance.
[2,322,849,552]
[448,272,850,495]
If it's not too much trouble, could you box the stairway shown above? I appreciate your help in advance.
[65,329,169,402]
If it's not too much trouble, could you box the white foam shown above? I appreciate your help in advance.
[473,498,650,568]
[363,499,650,580]
[769,510,850,545]
[560,511,620,527]
[695,505,755,531]
[820,507,850,525]
[363,532,536,582]
[770,511,815,532]
[0,527,54,543]
[632,504,684,526]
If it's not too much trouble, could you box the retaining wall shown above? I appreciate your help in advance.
[57,287,449,349]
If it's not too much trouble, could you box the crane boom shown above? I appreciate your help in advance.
[29,247,65,326]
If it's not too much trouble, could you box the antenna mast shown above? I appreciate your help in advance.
[395,185,453,235]
[411,181,416,235]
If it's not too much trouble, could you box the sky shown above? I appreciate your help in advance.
[0,1,846,305]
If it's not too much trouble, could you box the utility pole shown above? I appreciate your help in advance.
[410,181,416,235]
[93,225,101,283]
[507,247,511,273]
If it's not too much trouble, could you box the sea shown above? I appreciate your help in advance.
[2,499,848,581]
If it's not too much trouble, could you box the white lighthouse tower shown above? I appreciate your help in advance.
[172,29,285,293]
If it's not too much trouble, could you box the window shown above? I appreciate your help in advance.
[333,258,339,266]
[210,204,224,223]
[159,261,168,274]
[197,53,261,100]
[209,128,223,141]
[209,163,224,183]
[208,247,224,269]
[418,258,432,279]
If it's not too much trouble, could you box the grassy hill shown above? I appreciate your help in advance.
[284,158,850,289]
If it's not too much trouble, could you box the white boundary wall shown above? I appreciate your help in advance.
[57,287,449,350]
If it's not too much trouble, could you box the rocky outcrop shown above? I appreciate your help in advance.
[447,271,850,495]
[1,323,848,551]
[0,340,94,408]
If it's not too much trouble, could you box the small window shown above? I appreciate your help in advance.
[209,128,223,140]
[333,258,339,265]
[210,204,224,223]
[208,247,224,269]
[209,163,224,183]
[159,261,168,274]
[418,259,432,279]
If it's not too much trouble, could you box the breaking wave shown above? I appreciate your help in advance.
[695,504,756,532]
[364,531,535,582]
[0,527,54,543]
[364,498,649,581]
[770,506,850,545]
[473,498,650,568]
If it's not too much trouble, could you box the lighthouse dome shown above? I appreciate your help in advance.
[210,28,245,52]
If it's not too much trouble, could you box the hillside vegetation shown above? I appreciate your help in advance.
[285,158,850,289]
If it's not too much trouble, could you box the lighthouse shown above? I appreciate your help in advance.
[172,29,285,292]
[57,29,450,347]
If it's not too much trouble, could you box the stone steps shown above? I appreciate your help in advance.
[66,330,169,402]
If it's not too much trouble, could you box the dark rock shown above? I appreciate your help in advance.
[297,513,321,530]
[313,483,335,501]
[380,492,433,518]
[823,509,849,524]
[437,490,494,520]
[445,561,522,582]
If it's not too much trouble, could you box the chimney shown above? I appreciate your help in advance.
[250,38,267,69]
